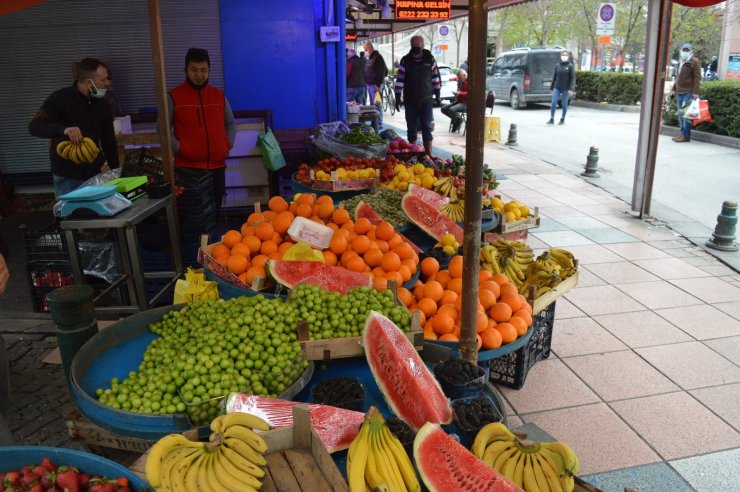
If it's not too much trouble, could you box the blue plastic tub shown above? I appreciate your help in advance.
[204,269,285,300]
[0,446,149,490]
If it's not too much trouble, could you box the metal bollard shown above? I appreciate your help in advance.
[505,124,518,146]
[581,146,600,178]
[706,201,738,252]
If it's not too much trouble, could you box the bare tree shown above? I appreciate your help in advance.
[613,0,647,71]
[419,24,439,52]
[451,15,469,67]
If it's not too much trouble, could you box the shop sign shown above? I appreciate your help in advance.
[395,1,451,20]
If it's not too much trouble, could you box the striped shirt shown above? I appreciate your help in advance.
[395,50,441,103]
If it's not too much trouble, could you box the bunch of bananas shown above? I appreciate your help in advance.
[347,407,420,492]
[433,232,461,256]
[441,199,465,222]
[56,137,100,164]
[432,176,464,201]
[549,248,577,279]
[472,422,579,492]
[145,412,270,492]
[518,248,576,297]
[481,240,534,287]
[480,244,503,275]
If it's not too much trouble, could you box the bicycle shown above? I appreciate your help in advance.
[381,76,396,116]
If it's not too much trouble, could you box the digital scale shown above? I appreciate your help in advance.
[103,176,148,201]
[55,185,133,218]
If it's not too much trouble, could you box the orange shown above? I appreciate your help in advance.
[329,236,348,255]
[433,314,456,335]
[491,273,509,286]
[231,242,251,258]
[246,212,265,226]
[413,282,425,300]
[420,257,440,280]
[268,196,289,213]
[327,222,339,231]
[375,240,390,254]
[384,270,403,287]
[417,298,438,318]
[479,270,493,284]
[402,259,418,275]
[447,277,463,295]
[317,202,334,219]
[373,276,388,291]
[439,333,459,342]
[341,250,359,266]
[476,311,489,333]
[479,289,497,310]
[238,272,249,284]
[242,236,261,254]
[489,302,513,323]
[255,222,274,241]
[226,254,249,275]
[216,253,230,267]
[341,221,355,232]
[322,250,338,266]
[315,194,333,205]
[278,242,294,254]
[513,309,533,327]
[488,318,497,331]
[332,208,351,225]
[296,193,315,205]
[500,294,524,312]
[393,242,414,261]
[479,280,501,299]
[518,296,533,314]
[496,323,518,344]
[354,217,372,235]
[260,240,278,256]
[381,252,402,273]
[363,248,383,267]
[397,287,414,307]
[240,222,252,237]
[251,255,269,269]
[346,256,366,273]
[500,283,519,298]
[273,211,295,234]
[271,232,282,245]
[372,266,386,278]
[296,203,312,218]
[437,303,458,320]
[375,221,395,241]
[424,328,438,340]
[448,255,463,278]
[441,290,458,306]
[269,251,283,260]
[223,230,242,248]
[423,281,444,303]
[262,211,277,221]
[245,265,266,285]
[435,270,451,288]
[509,316,528,337]
[398,265,412,283]
[352,235,371,254]
[211,243,230,258]
[480,327,503,349]
[388,234,403,250]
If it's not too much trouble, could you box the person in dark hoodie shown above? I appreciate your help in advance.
[346,49,367,105]
[547,51,576,125]
[363,42,389,128]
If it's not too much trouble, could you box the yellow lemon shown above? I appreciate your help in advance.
[394,164,406,174]
[518,205,530,217]
[422,175,435,189]
[413,163,426,175]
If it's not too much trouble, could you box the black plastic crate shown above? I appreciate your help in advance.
[122,148,164,179]
[22,223,69,263]
[27,262,74,312]
[488,302,556,390]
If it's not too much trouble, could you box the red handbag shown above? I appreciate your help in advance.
[692,99,712,126]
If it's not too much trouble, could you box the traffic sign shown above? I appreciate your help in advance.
[596,3,616,36]
[598,35,612,45]
[439,25,450,39]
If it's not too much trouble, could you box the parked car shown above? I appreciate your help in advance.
[437,64,458,103]
[485,47,568,109]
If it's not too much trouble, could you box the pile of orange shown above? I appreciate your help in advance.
[396,255,533,349]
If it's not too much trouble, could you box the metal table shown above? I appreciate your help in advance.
[60,196,183,315]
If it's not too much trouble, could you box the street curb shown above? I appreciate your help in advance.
[570,101,641,113]
[660,126,740,150]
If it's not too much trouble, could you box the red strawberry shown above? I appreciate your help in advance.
[113,477,128,489]
[32,466,48,477]
[21,472,40,486]
[54,468,79,492]
[21,466,32,475]
[76,473,90,489]
[0,483,6,492]
[5,471,21,485]
[40,474,53,488]
[89,481,114,492]
[29,486,44,492]
[41,458,57,472]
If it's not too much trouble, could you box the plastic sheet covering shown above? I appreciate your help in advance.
[224,394,365,453]
[79,240,120,284]
[312,121,387,160]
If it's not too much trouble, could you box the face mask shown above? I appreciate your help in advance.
[411,47,422,55]
[680,51,691,61]
[561,56,569,62]
[88,79,107,98]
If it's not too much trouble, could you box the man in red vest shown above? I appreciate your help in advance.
[167,48,236,214]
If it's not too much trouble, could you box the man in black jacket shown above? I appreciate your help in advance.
[547,51,576,125]
[29,58,119,197]
[346,49,367,104]
[363,42,388,128]
[394,36,441,156]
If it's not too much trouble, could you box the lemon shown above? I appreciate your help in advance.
[394,164,406,174]
[505,211,517,222]
[398,171,410,182]
[518,205,530,217]
[512,208,522,220]
[424,168,435,176]
[399,181,409,191]
[337,168,348,179]
[413,163,426,175]
[443,245,457,255]
[504,202,518,213]
[441,233,456,247]
[422,175,435,189]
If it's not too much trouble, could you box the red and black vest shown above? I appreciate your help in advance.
[170,82,230,169]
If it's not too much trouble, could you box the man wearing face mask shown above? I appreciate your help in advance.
[166,48,236,214]
[670,43,702,143]
[394,36,441,156]
[547,51,576,125]
[29,58,119,197]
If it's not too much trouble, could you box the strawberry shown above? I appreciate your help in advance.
[76,473,90,490]
[31,467,48,478]
[21,472,40,486]
[5,471,21,485]
[88,481,114,492]
[40,458,57,473]
[54,468,79,492]
[29,486,44,492]
[40,474,53,489]
[113,477,128,489]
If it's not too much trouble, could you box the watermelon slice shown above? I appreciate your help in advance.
[414,422,523,492]
[224,394,364,453]
[355,201,421,254]
[363,311,452,431]
[402,192,464,244]
[408,183,450,209]
[268,260,371,294]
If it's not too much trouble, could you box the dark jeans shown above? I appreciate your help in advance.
[550,88,570,120]
[366,84,383,127]
[347,86,366,105]
[177,166,226,216]
[441,102,467,127]
[404,100,434,143]
[676,93,693,137]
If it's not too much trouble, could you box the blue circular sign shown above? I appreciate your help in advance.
[439,25,449,37]
[600,4,614,22]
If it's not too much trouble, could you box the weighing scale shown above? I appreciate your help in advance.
[103,176,148,201]
[55,185,132,218]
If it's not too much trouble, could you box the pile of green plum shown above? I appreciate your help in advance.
[289,284,412,339]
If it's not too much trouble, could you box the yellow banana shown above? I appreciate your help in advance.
[481,439,517,467]
[523,454,540,492]
[204,449,239,492]
[214,445,263,489]
[348,422,370,492]
[560,473,575,492]
[365,445,390,492]
[531,452,553,492]
[541,441,579,474]
[222,423,269,454]
[221,437,267,478]
[492,445,520,474]
[535,452,565,492]
[513,450,526,488]
[145,433,204,487]
[182,451,204,492]
[472,422,516,458]
[538,447,566,477]
[211,411,271,433]
[56,141,70,157]
[370,424,405,492]
[502,449,521,482]
[168,448,202,492]
[158,446,202,492]
[78,141,94,163]
[194,451,213,492]
[381,424,420,492]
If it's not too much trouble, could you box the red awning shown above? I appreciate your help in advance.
[671,0,724,7]
[0,0,45,16]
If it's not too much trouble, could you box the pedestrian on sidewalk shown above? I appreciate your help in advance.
[670,43,702,143]
[441,69,468,133]
[28,58,120,197]
[394,35,441,156]
[547,51,576,125]
[708,56,718,81]
[346,49,366,105]
[363,42,388,129]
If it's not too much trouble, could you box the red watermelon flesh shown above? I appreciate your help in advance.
[268,260,371,294]
[402,193,464,244]
[414,422,523,492]
[363,311,452,431]
[355,201,421,254]
[408,184,450,209]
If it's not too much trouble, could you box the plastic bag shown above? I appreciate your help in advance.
[281,242,325,262]
[80,169,122,188]
[373,89,382,106]
[173,268,220,303]
[256,128,287,171]
[683,98,701,119]
[692,100,712,126]
[312,121,387,160]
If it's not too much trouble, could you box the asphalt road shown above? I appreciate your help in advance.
[429,100,740,232]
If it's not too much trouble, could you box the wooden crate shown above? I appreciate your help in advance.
[65,409,156,454]
[493,207,541,233]
[260,404,349,492]
[532,270,579,315]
